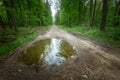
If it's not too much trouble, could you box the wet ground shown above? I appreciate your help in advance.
[19,38,76,67]
[0,26,120,80]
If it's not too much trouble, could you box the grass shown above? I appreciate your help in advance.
[0,25,119,57]
[0,26,50,56]
[58,25,120,46]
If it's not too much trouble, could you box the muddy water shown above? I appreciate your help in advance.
[19,38,76,68]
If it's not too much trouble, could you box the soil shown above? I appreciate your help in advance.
[0,26,120,80]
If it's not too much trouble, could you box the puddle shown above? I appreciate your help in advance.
[19,38,76,67]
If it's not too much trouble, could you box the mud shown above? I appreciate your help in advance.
[0,26,120,80]
[19,38,76,68]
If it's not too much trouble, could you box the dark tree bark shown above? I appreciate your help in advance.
[94,1,102,26]
[113,0,120,27]
[92,0,96,26]
[10,0,17,32]
[78,0,81,25]
[18,2,24,26]
[100,0,108,32]
[3,0,12,29]
[37,0,42,26]
[26,0,31,25]
[3,0,17,32]
[0,15,5,30]
[88,0,93,30]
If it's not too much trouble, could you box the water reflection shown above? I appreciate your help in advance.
[19,38,76,66]
[41,38,65,65]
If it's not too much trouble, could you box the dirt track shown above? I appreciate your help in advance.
[0,26,120,80]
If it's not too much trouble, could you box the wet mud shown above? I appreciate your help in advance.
[0,27,120,80]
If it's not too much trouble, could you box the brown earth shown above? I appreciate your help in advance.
[0,26,120,80]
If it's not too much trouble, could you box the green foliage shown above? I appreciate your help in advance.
[0,26,50,56]
[0,0,53,56]
[0,0,53,30]
[59,25,120,46]
[55,0,87,26]
[55,0,120,28]
[55,0,120,46]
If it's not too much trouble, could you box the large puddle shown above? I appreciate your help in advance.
[19,38,76,67]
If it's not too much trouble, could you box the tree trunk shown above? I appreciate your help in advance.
[113,1,120,27]
[3,0,17,32]
[18,2,24,26]
[26,0,31,26]
[94,1,102,26]
[37,0,42,26]
[46,0,49,22]
[100,0,108,32]
[0,15,5,30]
[10,0,17,32]
[88,0,93,30]
[78,0,81,25]
[68,0,72,28]
[92,0,96,26]
[3,0,12,29]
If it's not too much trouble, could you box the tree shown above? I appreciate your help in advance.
[0,0,53,32]
[56,0,86,26]
[0,15,5,30]
[55,10,60,25]
[92,0,96,26]
[94,0,102,27]
[100,0,108,31]
[2,0,17,32]
[88,0,93,30]
[113,0,120,27]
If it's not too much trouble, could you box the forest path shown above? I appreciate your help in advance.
[0,26,120,80]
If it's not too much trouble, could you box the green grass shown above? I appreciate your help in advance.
[58,25,120,46]
[0,26,50,56]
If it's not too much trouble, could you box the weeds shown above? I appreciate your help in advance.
[58,25,120,46]
[0,26,50,56]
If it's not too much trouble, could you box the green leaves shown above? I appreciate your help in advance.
[0,0,53,29]
[55,0,86,26]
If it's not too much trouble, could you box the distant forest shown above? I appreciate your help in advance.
[0,0,53,32]
[55,0,120,31]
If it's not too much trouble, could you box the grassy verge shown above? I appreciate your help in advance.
[0,26,50,56]
[58,25,120,46]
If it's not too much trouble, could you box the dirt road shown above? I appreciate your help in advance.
[0,26,120,80]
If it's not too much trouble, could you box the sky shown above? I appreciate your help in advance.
[49,0,57,21]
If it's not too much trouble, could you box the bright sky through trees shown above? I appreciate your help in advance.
[49,0,57,22]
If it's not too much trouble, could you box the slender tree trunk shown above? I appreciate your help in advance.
[94,0,102,26]
[68,0,71,28]
[78,0,81,25]
[10,0,17,32]
[37,0,41,26]
[113,1,120,27]
[69,6,71,28]
[100,0,108,32]
[3,0,12,29]
[26,0,31,26]
[3,0,17,32]
[0,15,5,30]
[18,2,24,26]
[92,0,96,26]
[46,0,49,22]
[88,0,93,30]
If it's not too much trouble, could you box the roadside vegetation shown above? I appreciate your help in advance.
[0,0,120,57]
[0,26,50,56]
[55,0,120,46]
[0,0,52,56]
[59,25,120,46]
